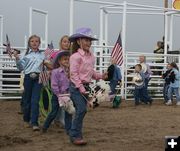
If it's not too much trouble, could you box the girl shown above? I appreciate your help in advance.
[162,63,173,103]
[42,51,72,133]
[50,35,70,61]
[44,35,71,126]
[69,27,107,145]
[166,62,180,106]
[14,35,44,131]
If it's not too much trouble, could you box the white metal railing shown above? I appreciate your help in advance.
[0,44,179,100]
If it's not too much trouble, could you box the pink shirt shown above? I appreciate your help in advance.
[70,48,102,93]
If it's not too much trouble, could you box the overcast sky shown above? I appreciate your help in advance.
[0,0,179,52]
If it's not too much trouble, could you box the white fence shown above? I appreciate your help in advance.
[0,46,179,100]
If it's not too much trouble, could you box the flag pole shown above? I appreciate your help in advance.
[121,1,127,100]
[164,0,168,62]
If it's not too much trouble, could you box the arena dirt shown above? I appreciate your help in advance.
[0,100,180,151]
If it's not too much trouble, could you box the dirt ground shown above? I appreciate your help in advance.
[0,100,180,151]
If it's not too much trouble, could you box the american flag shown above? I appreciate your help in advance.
[44,41,54,60]
[3,34,13,58]
[39,60,50,87]
[111,33,123,66]
[39,41,54,87]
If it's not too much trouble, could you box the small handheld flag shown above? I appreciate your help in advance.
[44,41,54,60]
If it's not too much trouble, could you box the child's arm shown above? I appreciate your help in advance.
[92,70,103,80]
[15,55,29,71]
[70,55,86,94]
[43,60,53,70]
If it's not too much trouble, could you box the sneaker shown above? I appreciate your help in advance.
[176,102,180,106]
[33,126,40,131]
[165,100,172,106]
[72,138,87,145]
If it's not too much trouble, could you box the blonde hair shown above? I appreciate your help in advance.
[25,35,41,55]
[59,35,69,50]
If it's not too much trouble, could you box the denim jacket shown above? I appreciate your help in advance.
[169,68,180,88]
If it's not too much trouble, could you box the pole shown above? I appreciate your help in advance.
[29,7,32,37]
[121,1,127,100]
[99,8,104,74]
[164,0,168,63]
[69,0,74,35]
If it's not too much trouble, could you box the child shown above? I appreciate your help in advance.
[69,27,107,145]
[107,58,122,95]
[50,36,71,127]
[166,62,180,106]
[14,35,45,131]
[42,50,72,134]
[133,64,145,105]
[162,63,172,103]
[50,35,70,62]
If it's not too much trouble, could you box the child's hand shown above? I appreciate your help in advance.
[13,51,19,60]
[102,72,108,80]
[58,95,70,107]
[79,86,86,95]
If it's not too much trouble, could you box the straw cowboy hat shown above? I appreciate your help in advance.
[69,27,98,42]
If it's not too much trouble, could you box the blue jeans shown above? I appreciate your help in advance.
[163,84,173,102]
[43,94,72,133]
[143,78,152,101]
[134,86,151,104]
[20,91,25,113]
[168,87,180,102]
[54,108,65,126]
[109,80,118,95]
[69,83,87,140]
[23,74,42,126]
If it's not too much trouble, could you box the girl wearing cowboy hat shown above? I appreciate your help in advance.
[68,27,107,145]
[42,50,73,134]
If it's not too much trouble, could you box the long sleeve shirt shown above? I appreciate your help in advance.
[70,48,102,92]
[140,63,152,79]
[51,67,70,96]
[16,50,45,74]
[169,68,180,88]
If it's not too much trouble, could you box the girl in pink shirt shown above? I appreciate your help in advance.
[68,27,107,145]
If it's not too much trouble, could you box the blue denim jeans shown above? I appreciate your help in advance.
[168,87,180,102]
[163,84,173,102]
[143,78,152,101]
[43,94,72,133]
[69,83,87,140]
[54,108,65,126]
[23,74,42,126]
[109,80,118,95]
[134,86,151,104]
[134,88,142,104]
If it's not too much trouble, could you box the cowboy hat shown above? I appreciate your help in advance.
[69,27,98,42]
